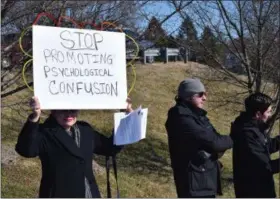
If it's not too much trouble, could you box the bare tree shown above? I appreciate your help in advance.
[170,0,280,126]
[1,1,142,100]
[1,0,195,103]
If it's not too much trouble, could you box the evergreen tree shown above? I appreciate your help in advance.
[144,16,167,45]
[201,26,217,53]
[177,15,198,61]
[200,26,221,67]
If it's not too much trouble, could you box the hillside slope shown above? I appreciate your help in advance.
[1,62,279,197]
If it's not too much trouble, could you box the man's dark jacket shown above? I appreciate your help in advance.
[165,100,233,197]
[230,112,280,198]
[15,115,121,198]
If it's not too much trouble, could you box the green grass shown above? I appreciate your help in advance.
[1,62,279,197]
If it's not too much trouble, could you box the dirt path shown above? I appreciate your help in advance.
[1,144,19,167]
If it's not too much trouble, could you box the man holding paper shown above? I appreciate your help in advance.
[15,96,133,198]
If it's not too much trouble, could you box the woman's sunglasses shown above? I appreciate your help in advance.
[56,110,78,114]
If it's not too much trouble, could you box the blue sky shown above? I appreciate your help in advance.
[138,1,183,36]
[2,1,234,38]
[138,1,235,38]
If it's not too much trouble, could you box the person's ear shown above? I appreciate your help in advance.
[255,111,262,119]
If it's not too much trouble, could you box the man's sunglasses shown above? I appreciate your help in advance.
[195,92,207,98]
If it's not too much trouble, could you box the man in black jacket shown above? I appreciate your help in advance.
[165,78,233,198]
[230,92,280,198]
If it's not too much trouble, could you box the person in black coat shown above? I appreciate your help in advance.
[15,96,133,198]
[230,92,280,198]
[165,78,233,198]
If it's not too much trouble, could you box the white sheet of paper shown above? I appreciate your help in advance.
[114,106,148,145]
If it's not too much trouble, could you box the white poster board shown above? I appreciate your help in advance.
[114,106,148,145]
[32,25,127,109]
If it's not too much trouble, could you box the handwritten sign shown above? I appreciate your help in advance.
[114,106,148,145]
[32,25,127,109]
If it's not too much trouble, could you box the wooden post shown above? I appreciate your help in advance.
[165,48,168,64]
[184,48,188,63]
[143,50,146,64]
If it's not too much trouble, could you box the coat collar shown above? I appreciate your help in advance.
[176,100,207,117]
[236,112,269,133]
[43,115,85,160]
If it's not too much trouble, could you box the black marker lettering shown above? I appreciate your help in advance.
[99,69,104,76]
[84,53,91,64]
[93,33,103,50]
[51,49,58,63]
[66,52,76,64]
[64,68,70,77]
[106,84,110,94]
[76,82,83,94]
[43,49,51,63]
[107,55,113,65]
[79,68,84,77]
[99,83,106,94]
[84,69,89,76]
[93,69,98,76]
[49,80,58,95]
[74,32,84,49]
[60,30,75,49]
[93,82,100,94]
[57,51,65,63]
[84,83,93,95]
[103,69,108,76]
[69,68,75,76]
[75,68,79,76]
[100,53,106,64]
[108,69,113,76]
[90,69,94,76]
[92,54,99,63]
[111,82,118,96]
[51,67,58,77]
[77,53,84,65]
[58,68,65,77]
[66,82,75,94]
[84,33,93,49]
[43,66,50,78]
[59,81,65,93]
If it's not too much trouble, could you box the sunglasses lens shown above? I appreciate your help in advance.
[198,92,206,97]
[61,110,77,113]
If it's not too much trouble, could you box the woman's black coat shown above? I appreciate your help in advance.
[15,115,121,198]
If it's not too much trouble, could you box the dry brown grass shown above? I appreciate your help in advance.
[1,61,279,197]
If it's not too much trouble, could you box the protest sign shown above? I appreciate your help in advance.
[32,25,127,109]
[114,106,148,145]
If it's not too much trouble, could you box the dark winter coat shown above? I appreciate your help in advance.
[15,115,122,198]
[230,112,280,198]
[165,101,233,197]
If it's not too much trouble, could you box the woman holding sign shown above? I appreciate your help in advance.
[15,96,133,198]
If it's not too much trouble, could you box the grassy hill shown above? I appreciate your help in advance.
[1,62,279,197]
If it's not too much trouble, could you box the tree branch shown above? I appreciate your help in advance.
[1,82,33,98]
